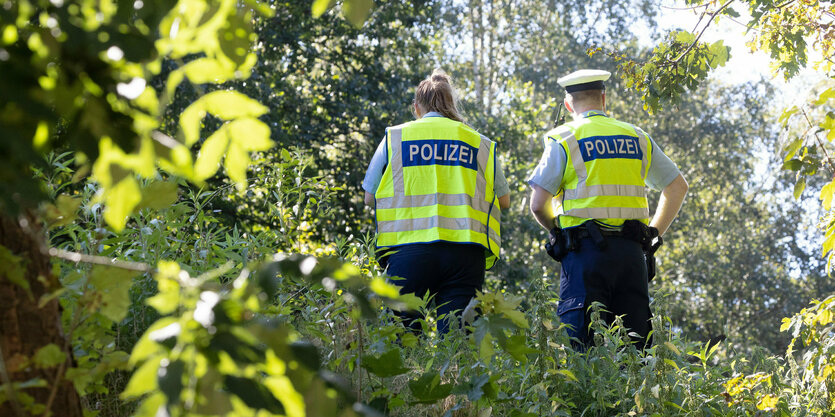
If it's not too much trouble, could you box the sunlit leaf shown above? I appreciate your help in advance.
[312,0,337,17]
[104,176,142,232]
[194,128,230,181]
[33,344,65,369]
[90,265,137,322]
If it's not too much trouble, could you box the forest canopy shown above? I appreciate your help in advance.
[0,0,834,416]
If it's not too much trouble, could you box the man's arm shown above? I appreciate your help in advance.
[364,191,375,206]
[529,184,556,230]
[498,194,510,210]
[650,173,688,236]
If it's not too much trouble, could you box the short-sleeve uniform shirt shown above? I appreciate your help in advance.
[527,110,680,207]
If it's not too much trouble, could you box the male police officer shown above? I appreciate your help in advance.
[527,69,688,349]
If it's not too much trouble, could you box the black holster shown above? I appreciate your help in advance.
[622,220,663,282]
[545,227,568,262]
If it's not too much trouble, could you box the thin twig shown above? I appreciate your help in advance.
[801,108,835,177]
[48,248,153,273]
[672,0,735,64]
[41,356,67,416]
[0,344,26,417]
[661,3,710,11]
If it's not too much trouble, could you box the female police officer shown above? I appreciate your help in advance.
[362,69,510,334]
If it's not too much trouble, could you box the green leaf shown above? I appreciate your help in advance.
[782,138,804,161]
[194,128,230,181]
[343,0,374,27]
[33,344,65,369]
[137,181,179,211]
[130,318,178,365]
[499,334,538,362]
[793,177,806,200]
[218,12,255,68]
[821,113,835,142]
[708,40,729,67]
[228,118,273,151]
[0,245,29,294]
[122,356,162,399]
[224,142,250,189]
[312,0,337,17]
[104,176,142,232]
[408,371,453,404]
[158,359,185,402]
[224,375,285,414]
[201,90,268,120]
[778,105,799,125]
[821,180,835,211]
[90,265,137,322]
[361,349,410,378]
[289,341,321,370]
[814,87,835,105]
[782,158,802,171]
[182,58,235,84]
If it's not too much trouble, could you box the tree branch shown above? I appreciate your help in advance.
[48,248,153,273]
[801,107,835,177]
[0,344,26,417]
[672,0,735,65]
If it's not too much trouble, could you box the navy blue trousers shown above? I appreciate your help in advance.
[384,242,485,334]
[558,236,651,349]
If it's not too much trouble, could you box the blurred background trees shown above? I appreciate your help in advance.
[1,0,833,415]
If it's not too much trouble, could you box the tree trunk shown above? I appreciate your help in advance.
[0,214,82,417]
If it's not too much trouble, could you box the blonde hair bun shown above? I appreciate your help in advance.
[430,69,451,84]
[415,69,464,123]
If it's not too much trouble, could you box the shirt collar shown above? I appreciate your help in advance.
[422,111,444,118]
[579,110,607,118]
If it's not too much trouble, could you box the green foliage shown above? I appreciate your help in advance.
[782,295,835,413]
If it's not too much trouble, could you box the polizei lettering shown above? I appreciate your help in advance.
[402,139,479,170]
[577,135,643,162]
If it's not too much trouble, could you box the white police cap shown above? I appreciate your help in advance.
[557,69,611,93]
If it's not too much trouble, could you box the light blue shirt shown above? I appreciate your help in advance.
[362,112,511,197]
[526,111,681,195]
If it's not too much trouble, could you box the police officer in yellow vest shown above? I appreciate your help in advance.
[528,69,688,349]
[363,69,511,333]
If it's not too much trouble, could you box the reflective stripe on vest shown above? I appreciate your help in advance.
[374,117,501,269]
[552,114,652,228]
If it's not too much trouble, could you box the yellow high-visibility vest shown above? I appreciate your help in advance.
[545,111,652,229]
[375,116,501,269]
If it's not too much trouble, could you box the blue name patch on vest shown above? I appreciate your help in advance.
[578,135,642,161]
[402,140,479,170]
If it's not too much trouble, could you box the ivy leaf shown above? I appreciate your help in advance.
[90,265,137,322]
